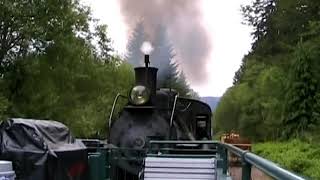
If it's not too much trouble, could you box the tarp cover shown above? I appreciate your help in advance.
[0,118,88,180]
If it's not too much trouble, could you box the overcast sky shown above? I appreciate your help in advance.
[81,0,253,97]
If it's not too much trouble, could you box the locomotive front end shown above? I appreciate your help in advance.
[107,53,212,178]
[109,54,171,176]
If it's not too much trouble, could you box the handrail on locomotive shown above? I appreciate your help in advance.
[108,93,127,137]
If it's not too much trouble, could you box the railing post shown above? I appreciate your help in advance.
[223,148,228,174]
[218,145,228,175]
[241,152,252,180]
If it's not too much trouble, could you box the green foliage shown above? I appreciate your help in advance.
[214,66,287,141]
[3,36,134,138]
[241,0,276,50]
[0,0,135,138]
[214,86,242,133]
[215,0,320,141]
[254,140,320,179]
[0,95,8,121]
[283,43,319,138]
[0,80,8,121]
[236,6,320,165]
[93,24,113,60]
[0,0,90,73]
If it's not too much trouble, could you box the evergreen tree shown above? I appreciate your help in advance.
[126,22,146,66]
[94,24,113,61]
[173,72,191,97]
[151,26,176,83]
[241,0,276,50]
[126,23,192,96]
[233,57,248,85]
[313,92,320,129]
[283,43,318,138]
[151,26,192,97]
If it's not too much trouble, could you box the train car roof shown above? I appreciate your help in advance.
[177,96,212,113]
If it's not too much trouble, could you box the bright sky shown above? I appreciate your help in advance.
[81,0,253,97]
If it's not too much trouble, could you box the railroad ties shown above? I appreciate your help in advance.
[142,156,217,180]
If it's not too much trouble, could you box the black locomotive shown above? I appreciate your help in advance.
[108,54,212,176]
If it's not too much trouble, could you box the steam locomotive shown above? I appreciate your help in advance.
[108,54,213,176]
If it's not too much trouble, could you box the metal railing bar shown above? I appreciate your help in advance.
[220,142,305,180]
[244,152,305,180]
[149,140,220,145]
[221,143,245,157]
[107,94,127,137]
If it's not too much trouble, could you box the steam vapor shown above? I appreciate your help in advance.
[118,0,211,85]
[140,41,154,55]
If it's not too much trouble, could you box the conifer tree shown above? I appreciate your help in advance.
[126,23,192,97]
[126,22,146,66]
[283,43,318,138]
[151,26,176,83]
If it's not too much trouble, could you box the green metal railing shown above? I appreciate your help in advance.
[149,140,306,180]
[220,143,306,180]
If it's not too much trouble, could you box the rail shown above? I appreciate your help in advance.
[148,140,306,180]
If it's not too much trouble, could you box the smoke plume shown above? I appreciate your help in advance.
[118,0,211,85]
[140,41,154,54]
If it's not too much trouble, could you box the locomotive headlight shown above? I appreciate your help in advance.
[129,85,150,105]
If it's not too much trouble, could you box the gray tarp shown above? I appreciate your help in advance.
[0,118,88,180]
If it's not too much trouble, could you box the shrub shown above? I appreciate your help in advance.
[253,140,320,179]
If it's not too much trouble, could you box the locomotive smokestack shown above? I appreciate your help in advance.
[134,67,158,102]
[144,54,150,68]
[134,51,158,101]
[134,42,157,103]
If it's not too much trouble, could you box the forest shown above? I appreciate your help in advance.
[213,0,320,178]
[0,0,192,138]
[215,0,320,142]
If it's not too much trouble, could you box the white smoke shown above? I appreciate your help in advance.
[140,41,154,54]
[118,0,212,85]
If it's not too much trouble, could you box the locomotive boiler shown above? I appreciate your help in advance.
[108,54,212,176]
